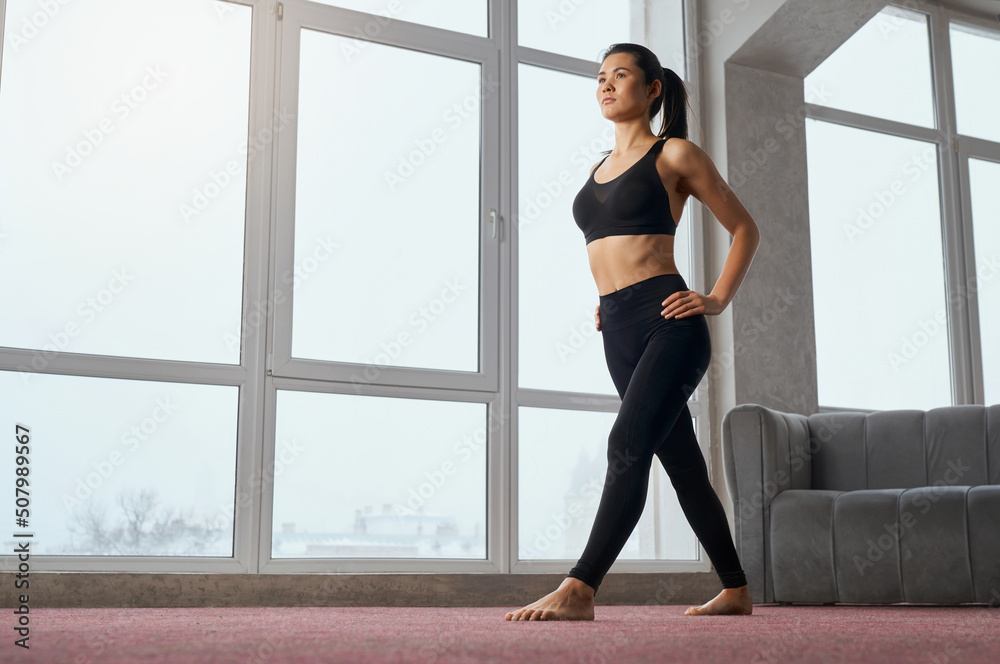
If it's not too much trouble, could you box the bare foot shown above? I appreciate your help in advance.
[684,585,753,616]
[505,577,596,621]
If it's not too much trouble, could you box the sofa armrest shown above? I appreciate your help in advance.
[722,403,811,603]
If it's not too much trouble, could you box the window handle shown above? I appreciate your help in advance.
[488,208,499,239]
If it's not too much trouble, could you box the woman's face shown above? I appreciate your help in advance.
[597,52,656,121]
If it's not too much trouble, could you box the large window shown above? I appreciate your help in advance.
[0,0,253,571]
[804,4,999,410]
[952,21,1000,406]
[805,123,949,410]
[0,0,703,580]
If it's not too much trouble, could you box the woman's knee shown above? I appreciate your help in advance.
[661,455,711,489]
[604,423,656,481]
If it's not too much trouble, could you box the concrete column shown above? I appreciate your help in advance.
[724,62,817,414]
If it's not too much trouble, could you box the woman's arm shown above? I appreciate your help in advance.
[661,139,760,318]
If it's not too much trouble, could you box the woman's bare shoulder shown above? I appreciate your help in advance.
[660,137,713,177]
[661,137,700,160]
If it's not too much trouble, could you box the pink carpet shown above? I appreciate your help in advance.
[14,605,999,663]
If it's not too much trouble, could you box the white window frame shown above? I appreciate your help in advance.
[809,0,1000,412]
[0,0,711,577]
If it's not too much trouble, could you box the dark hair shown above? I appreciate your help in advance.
[597,43,689,154]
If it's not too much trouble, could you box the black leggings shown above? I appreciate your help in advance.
[567,272,747,596]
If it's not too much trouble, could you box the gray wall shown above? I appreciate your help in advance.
[724,62,816,415]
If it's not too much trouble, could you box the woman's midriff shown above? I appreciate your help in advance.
[586,233,680,296]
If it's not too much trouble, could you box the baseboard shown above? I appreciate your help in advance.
[0,571,722,608]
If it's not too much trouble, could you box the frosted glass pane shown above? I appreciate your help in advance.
[951,23,1000,143]
[271,390,486,558]
[0,0,251,364]
[516,64,615,394]
[806,119,949,409]
[291,29,480,372]
[518,0,636,64]
[518,407,697,561]
[0,370,238,555]
[969,159,1000,405]
[805,6,934,128]
[517,64,692,394]
[311,0,486,37]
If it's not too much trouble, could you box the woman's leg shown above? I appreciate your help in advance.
[654,401,748,589]
[567,316,713,596]
[504,273,746,620]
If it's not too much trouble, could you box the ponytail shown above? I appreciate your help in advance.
[656,66,689,141]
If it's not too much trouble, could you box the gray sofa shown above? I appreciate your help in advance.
[721,403,1000,605]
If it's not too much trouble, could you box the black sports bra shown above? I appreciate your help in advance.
[572,138,677,245]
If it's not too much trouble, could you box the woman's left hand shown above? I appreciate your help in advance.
[661,291,725,319]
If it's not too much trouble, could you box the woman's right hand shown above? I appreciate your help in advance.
[594,305,601,331]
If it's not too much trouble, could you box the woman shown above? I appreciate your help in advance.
[506,43,760,621]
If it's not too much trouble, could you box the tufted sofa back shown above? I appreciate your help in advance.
[806,404,1000,491]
